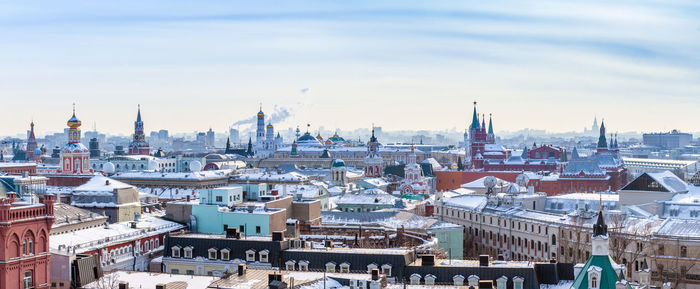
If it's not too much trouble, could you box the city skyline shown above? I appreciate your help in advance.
[1,0,699,135]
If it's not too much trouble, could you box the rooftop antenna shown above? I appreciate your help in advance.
[599,190,602,212]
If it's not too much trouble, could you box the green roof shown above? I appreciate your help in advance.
[571,255,629,289]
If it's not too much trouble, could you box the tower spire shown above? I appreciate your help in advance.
[487,113,494,134]
[597,120,607,148]
[471,101,479,129]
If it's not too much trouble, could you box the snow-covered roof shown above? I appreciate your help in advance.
[113,169,232,181]
[274,184,324,199]
[82,271,217,289]
[335,189,397,206]
[232,171,308,182]
[441,195,487,211]
[50,212,185,253]
[73,175,133,193]
[645,171,688,193]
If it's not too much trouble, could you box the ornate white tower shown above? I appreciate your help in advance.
[256,106,265,152]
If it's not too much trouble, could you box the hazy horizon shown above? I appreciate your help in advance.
[1,1,699,136]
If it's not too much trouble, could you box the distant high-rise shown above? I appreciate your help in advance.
[206,128,215,147]
[89,137,100,158]
[229,127,240,144]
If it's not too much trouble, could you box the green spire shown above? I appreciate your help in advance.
[471,102,479,129]
[597,120,608,148]
[487,113,494,134]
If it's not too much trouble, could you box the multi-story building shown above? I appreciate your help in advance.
[643,130,693,149]
[0,192,55,289]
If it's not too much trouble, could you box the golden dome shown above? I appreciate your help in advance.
[67,105,82,130]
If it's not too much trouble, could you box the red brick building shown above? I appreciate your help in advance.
[0,163,37,175]
[0,193,55,289]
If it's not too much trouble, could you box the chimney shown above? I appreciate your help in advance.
[226,227,239,239]
[478,280,493,289]
[118,282,129,289]
[186,195,191,202]
[238,264,246,276]
[421,255,435,266]
[479,255,489,267]
[268,273,283,284]
[105,180,110,186]
[155,284,166,289]
[371,269,380,280]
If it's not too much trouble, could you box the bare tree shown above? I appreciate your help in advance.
[93,272,121,289]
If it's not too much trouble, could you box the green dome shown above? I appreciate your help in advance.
[332,159,346,167]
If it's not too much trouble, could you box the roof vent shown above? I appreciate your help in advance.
[105,180,110,185]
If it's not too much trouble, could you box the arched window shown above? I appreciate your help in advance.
[591,276,597,288]
[22,240,27,256]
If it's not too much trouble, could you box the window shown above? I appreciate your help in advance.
[453,275,465,286]
[171,269,179,274]
[221,249,230,260]
[184,247,193,258]
[216,196,223,202]
[468,276,480,287]
[425,274,436,285]
[681,246,688,257]
[260,250,269,263]
[410,274,421,285]
[299,261,309,271]
[340,262,350,273]
[367,263,378,274]
[496,276,507,289]
[24,270,33,289]
[286,260,296,271]
[186,270,194,275]
[381,264,392,276]
[513,277,524,289]
[326,262,336,273]
[246,249,256,262]
[591,277,597,288]
[208,248,217,260]
[23,240,27,256]
[256,226,261,234]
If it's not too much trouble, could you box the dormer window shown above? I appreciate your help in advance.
[183,246,193,259]
[220,249,230,261]
[468,275,480,287]
[513,276,524,289]
[171,246,181,258]
[299,260,309,271]
[381,264,392,276]
[286,260,296,271]
[326,262,336,273]
[496,276,508,289]
[410,274,421,285]
[245,249,256,262]
[340,262,350,273]
[587,266,602,289]
[453,275,465,286]
[367,263,378,274]
[425,274,436,285]
[259,249,269,263]
[208,248,217,260]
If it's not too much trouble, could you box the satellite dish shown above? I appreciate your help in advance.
[516,174,529,187]
[103,162,115,174]
[189,161,202,172]
[483,176,497,194]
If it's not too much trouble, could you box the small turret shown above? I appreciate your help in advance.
[597,120,608,149]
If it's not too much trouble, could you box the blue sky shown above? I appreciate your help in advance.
[1,0,699,136]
